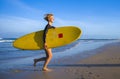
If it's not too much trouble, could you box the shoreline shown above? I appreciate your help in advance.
[0,42,120,79]
[51,41,120,64]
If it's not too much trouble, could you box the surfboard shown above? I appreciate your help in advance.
[13,26,82,50]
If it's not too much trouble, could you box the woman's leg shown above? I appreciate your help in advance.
[43,48,53,71]
[34,57,46,66]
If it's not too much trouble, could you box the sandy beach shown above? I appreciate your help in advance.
[0,42,120,79]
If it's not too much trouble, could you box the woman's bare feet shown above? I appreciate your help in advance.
[42,68,52,72]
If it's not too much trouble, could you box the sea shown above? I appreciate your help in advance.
[0,38,119,72]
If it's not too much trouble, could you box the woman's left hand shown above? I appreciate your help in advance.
[44,43,48,49]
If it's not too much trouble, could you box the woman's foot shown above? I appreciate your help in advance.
[33,59,37,67]
[42,68,52,72]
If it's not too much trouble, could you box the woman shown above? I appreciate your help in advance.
[34,14,55,71]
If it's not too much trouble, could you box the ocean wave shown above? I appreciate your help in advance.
[0,40,14,43]
[53,40,80,53]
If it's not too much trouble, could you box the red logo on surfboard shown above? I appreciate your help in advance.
[58,33,63,38]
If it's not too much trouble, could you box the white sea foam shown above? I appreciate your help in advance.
[0,39,14,43]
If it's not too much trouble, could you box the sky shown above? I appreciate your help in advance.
[0,0,120,39]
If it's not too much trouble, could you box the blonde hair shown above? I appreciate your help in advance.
[44,14,53,21]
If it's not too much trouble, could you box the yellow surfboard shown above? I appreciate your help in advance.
[13,26,82,50]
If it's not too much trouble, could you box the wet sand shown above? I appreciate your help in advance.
[0,42,120,79]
